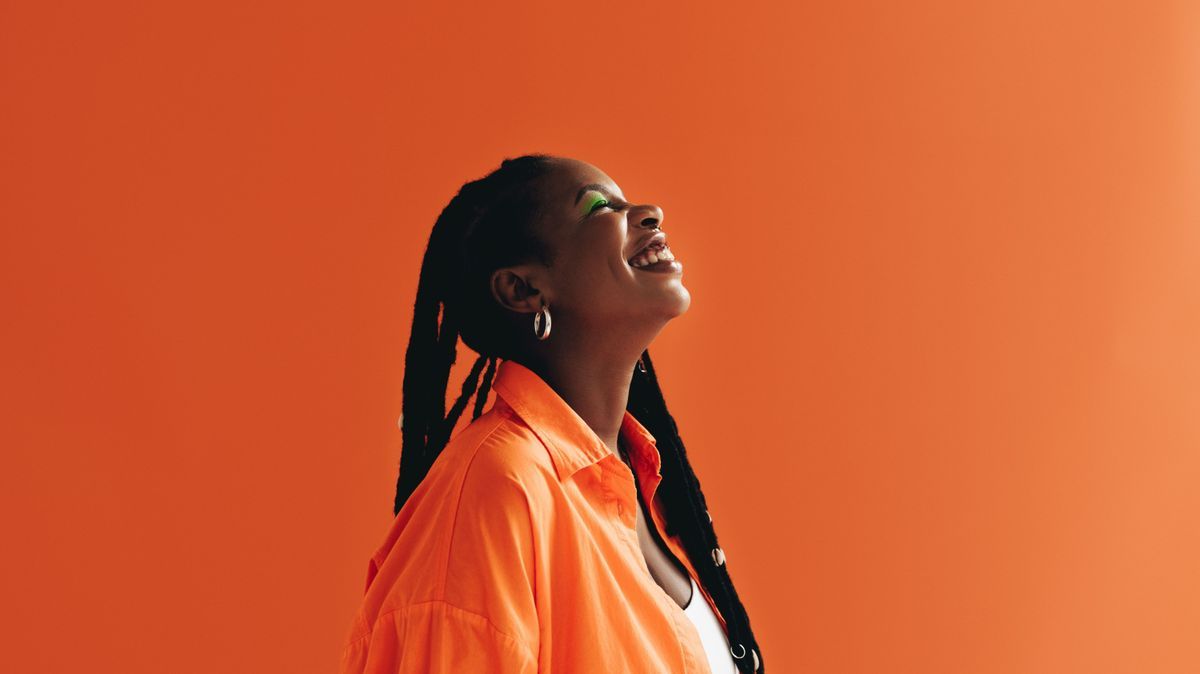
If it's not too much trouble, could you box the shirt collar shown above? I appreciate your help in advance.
[491,358,662,483]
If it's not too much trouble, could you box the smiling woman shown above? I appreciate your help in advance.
[337,154,764,673]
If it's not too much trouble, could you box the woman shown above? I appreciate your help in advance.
[338,154,764,673]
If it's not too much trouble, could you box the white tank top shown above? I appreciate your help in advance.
[682,574,738,674]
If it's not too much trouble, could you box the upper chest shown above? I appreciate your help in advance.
[617,446,694,610]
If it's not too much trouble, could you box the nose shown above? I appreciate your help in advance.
[633,203,664,230]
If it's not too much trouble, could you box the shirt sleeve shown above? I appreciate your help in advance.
[338,600,537,674]
[338,442,545,674]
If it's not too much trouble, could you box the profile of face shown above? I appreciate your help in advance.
[491,157,691,336]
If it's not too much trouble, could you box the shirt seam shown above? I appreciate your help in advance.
[435,417,511,597]
[341,598,538,666]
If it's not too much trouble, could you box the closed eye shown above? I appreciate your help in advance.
[590,199,629,214]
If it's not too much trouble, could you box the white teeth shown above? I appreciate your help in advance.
[630,245,675,267]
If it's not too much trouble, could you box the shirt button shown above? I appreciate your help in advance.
[711,547,726,566]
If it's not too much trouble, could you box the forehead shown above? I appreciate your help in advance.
[541,158,624,204]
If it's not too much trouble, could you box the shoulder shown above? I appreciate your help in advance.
[396,406,549,649]
[386,402,561,570]
[436,402,558,509]
[347,404,557,640]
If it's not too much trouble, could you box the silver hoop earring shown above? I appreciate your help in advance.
[533,304,552,340]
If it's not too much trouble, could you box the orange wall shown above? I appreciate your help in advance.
[3,1,1198,672]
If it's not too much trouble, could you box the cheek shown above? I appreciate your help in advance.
[555,238,630,296]
[560,251,624,290]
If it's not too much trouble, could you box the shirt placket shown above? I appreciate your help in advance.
[604,455,709,674]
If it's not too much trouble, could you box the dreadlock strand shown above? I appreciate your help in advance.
[430,313,460,424]
[472,356,498,421]
[395,261,448,515]
[433,352,489,451]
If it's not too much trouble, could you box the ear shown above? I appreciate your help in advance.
[490,265,546,314]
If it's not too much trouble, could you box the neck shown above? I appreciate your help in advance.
[521,315,664,454]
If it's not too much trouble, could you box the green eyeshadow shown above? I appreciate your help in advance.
[584,194,607,215]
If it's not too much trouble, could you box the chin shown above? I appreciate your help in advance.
[661,285,691,318]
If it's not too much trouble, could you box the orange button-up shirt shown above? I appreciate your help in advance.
[338,358,729,673]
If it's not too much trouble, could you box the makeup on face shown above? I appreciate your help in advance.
[575,183,627,218]
[573,182,682,274]
[583,193,608,216]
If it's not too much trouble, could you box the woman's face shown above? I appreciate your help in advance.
[526,158,691,329]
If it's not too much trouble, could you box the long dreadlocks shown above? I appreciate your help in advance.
[393,154,765,673]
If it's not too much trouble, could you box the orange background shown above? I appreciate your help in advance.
[3,1,1199,672]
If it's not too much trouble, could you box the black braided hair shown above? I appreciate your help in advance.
[394,154,554,513]
[627,349,765,672]
[393,154,765,672]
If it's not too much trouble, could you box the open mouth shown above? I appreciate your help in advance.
[627,240,678,268]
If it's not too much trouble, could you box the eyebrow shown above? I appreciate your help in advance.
[574,183,622,205]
